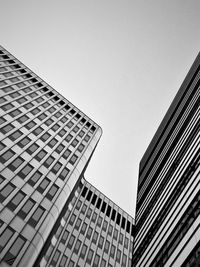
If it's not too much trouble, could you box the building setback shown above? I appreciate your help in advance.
[0,46,134,267]
[35,177,134,267]
[133,52,200,266]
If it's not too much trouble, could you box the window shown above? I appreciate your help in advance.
[16,82,25,89]
[59,255,67,267]
[104,240,110,254]
[86,227,93,240]
[26,143,39,154]
[0,80,7,87]
[38,113,47,121]
[61,230,69,244]
[28,171,42,186]
[78,130,85,137]
[74,239,81,254]
[31,107,40,115]
[116,249,121,263]
[51,162,62,174]
[93,254,100,267]
[48,107,56,113]
[32,126,43,136]
[29,92,38,98]
[62,148,71,159]
[98,236,104,249]
[8,156,24,171]
[0,183,16,202]
[65,134,73,142]
[3,235,26,265]
[35,97,44,103]
[80,244,87,259]
[0,142,6,151]
[1,103,14,111]
[114,229,118,240]
[44,156,55,168]
[75,218,81,230]
[58,129,66,137]
[80,222,87,234]
[92,231,98,244]
[69,154,78,165]
[9,130,23,141]
[86,208,92,219]
[92,212,97,223]
[42,102,50,108]
[1,123,14,134]
[18,164,34,179]
[55,144,64,154]
[23,102,34,110]
[86,249,94,264]
[35,149,47,161]
[77,144,85,152]
[37,178,50,193]
[76,200,82,210]
[48,138,58,148]
[10,92,21,98]
[68,235,75,249]
[102,220,108,232]
[97,216,102,227]
[73,126,79,133]
[40,132,51,142]
[84,135,90,142]
[119,233,123,244]
[17,115,29,123]
[69,214,76,226]
[7,191,26,211]
[45,118,54,126]
[9,109,22,117]
[71,139,78,147]
[68,260,74,267]
[101,259,106,267]
[28,206,45,227]
[52,123,60,132]
[0,149,15,163]
[18,137,31,148]
[46,184,59,200]
[0,227,15,253]
[51,250,60,266]
[18,198,35,219]
[60,117,67,123]
[124,237,129,249]
[122,254,127,266]
[0,117,6,124]
[59,167,70,180]
[108,225,113,236]
[110,245,116,258]
[67,121,74,128]
[25,121,36,130]
[54,111,62,118]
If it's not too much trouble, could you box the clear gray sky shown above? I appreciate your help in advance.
[1,0,200,216]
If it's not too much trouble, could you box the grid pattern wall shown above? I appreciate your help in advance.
[40,179,134,267]
[0,46,102,266]
[134,54,200,267]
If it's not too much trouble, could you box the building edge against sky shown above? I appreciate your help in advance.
[133,52,200,266]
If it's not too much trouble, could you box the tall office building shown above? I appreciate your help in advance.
[133,53,200,266]
[35,177,134,267]
[0,46,134,267]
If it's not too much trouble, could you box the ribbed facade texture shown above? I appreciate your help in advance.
[35,178,134,267]
[133,53,200,266]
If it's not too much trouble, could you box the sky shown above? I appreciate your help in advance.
[1,0,200,216]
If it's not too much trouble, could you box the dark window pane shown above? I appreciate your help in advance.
[18,199,35,219]
[26,143,39,154]
[0,149,15,163]
[9,130,23,141]
[29,206,45,227]
[44,156,55,168]
[59,167,70,180]
[0,183,16,202]
[46,184,59,200]
[28,171,42,186]
[9,109,22,117]
[18,137,31,148]
[8,156,24,171]
[1,123,14,134]
[18,164,34,179]
[0,227,15,253]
